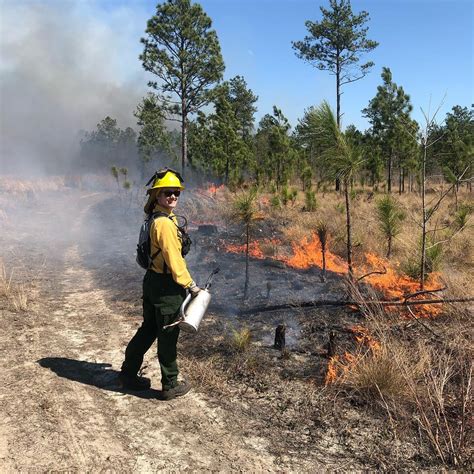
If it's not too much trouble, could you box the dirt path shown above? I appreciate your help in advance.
[0,191,285,472]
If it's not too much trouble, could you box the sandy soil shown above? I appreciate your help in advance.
[0,190,327,472]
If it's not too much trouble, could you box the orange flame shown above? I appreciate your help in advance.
[207,183,225,195]
[324,351,362,385]
[224,239,280,259]
[223,237,444,319]
[325,328,381,385]
[350,325,381,352]
[325,355,340,384]
[225,242,265,259]
[282,233,347,272]
[360,253,443,318]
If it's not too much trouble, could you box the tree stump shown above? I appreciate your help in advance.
[326,330,337,358]
[274,324,286,350]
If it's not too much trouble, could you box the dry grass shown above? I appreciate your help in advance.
[406,344,473,467]
[11,284,28,312]
[181,354,232,396]
[342,278,473,467]
[0,260,29,312]
[0,176,65,197]
[342,343,429,400]
[259,240,279,257]
[0,259,14,298]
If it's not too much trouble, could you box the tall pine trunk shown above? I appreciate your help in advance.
[321,241,327,282]
[335,63,341,192]
[344,178,353,278]
[387,234,392,259]
[420,140,427,290]
[398,166,403,195]
[244,223,250,299]
[181,100,188,177]
[387,152,393,193]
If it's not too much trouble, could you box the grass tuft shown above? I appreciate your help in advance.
[230,326,252,352]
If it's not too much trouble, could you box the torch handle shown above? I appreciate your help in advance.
[180,293,192,318]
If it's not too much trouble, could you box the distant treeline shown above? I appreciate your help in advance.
[79,97,473,193]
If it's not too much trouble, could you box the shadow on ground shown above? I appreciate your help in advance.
[38,357,162,400]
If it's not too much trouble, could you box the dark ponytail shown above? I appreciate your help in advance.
[144,188,159,215]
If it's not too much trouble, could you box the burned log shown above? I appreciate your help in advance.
[402,286,447,302]
[274,324,286,350]
[240,297,474,315]
[325,330,337,358]
[197,224,218,235]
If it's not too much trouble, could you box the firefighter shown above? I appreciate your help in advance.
[119,168,200,400]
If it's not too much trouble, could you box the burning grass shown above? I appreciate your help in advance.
[223,234,447,319]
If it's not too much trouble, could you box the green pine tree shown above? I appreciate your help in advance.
[293,0,377,190]
[140,0,225,176]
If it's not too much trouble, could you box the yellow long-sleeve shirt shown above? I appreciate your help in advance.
[149,204,193,288]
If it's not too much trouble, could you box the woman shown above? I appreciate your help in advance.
[119,168,200,400]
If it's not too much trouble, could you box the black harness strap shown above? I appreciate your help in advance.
[148,211,178,273]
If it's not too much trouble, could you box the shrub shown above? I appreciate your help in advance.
[281,185,290,206]
[453,202,473,231]
[304,190,317,211]
[300,166,313,190]
[270,195,281,209]
[403,237,444,280]
[335,201,345,214]
[376,195,406,258]
[231,326,252,352]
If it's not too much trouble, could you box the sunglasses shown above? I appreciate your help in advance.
[162,190,181,197]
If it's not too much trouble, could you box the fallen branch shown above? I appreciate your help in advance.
[240,297,474,315]
[406,305,442,339]
[356,267,387,282]
[403,286,447,303]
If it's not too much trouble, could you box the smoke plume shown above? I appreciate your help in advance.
[0,0,148,175]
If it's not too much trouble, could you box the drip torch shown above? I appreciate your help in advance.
[163,267,219,333]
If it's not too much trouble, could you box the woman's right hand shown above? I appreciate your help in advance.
[189,285,202,297]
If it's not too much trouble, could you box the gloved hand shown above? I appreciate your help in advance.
[189,282,202,298]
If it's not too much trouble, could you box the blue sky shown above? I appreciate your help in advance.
[93,0,473,131]
[201,0,473,130]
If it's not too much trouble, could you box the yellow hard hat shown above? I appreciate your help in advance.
[147,168,185,191]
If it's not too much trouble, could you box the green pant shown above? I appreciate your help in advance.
[121,270,186,390]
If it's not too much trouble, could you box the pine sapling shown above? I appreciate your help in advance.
[376,195,405,258]
[316,220,329,282]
